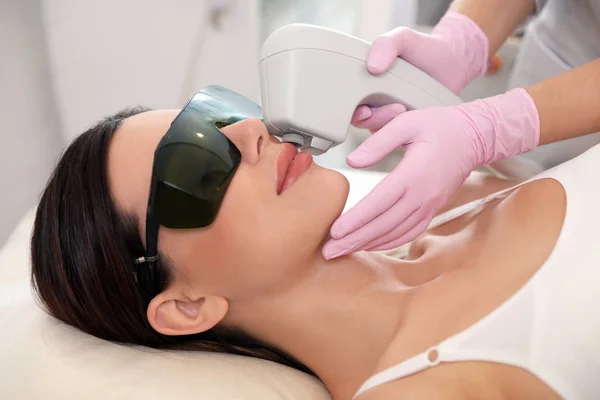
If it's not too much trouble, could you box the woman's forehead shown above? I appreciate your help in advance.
[107,109,179,219]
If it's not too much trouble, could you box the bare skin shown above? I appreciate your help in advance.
[107,111,567,399]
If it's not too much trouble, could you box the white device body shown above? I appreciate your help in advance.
[259,23,463,155]
[259,23,533,179]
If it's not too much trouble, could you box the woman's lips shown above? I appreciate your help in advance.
[276,144,313,195]
[281,151,313,193]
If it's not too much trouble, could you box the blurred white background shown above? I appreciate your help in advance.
[0,0,522,246]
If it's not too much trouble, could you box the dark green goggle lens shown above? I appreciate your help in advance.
[149,85,262,229]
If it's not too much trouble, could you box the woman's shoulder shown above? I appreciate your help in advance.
[355,381,446,400]
[354,361,499,400]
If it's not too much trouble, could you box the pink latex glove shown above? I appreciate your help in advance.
[321,88,540,260]
[365,11,489,95]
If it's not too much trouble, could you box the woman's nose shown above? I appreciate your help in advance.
[222,118,271,165]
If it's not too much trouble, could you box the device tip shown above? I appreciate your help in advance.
[281,132,305,149]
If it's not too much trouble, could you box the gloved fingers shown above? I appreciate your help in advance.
[366,35,398,75]
[334,148,424,239]
[365,217,432,252]
[329,169,410,239]
[361,207,430,251]
[351,105,373,124]
[323,197,420,259]
[386,27,440,67]
[367,27,421,74]
[346,113,413,168]
[352,103,407,132]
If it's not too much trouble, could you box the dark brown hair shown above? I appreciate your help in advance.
[30,106,313,375]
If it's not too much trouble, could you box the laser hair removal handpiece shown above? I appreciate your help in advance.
[259,23,463,155]
[259,23,537,180]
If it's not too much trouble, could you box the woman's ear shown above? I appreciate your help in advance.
[147,289,228,336]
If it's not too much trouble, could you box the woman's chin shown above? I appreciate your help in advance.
[311,166,350,228]
[315,165,350,198]
[315,167,350,216]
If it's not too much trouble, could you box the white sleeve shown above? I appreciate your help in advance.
[535,0,548,13]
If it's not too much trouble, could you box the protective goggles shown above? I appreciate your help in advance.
[133,86,262,300]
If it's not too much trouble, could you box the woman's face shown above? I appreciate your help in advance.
[108,110,349,303]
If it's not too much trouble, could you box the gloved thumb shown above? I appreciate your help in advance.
[367,27,421,75]
[347,113,410,168]
[352,103,407,132]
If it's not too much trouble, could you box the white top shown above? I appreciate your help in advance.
[354,143,600,399]
[534,0,600,69]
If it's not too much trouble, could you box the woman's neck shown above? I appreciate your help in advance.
[230,250,440,400]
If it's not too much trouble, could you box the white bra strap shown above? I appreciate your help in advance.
[428,197,487,230]
[352,348,440,399]
[428,182,524,230]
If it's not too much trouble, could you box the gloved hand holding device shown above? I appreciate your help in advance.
[321,11,541,259]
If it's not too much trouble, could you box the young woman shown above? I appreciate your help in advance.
[31,90,599,399]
